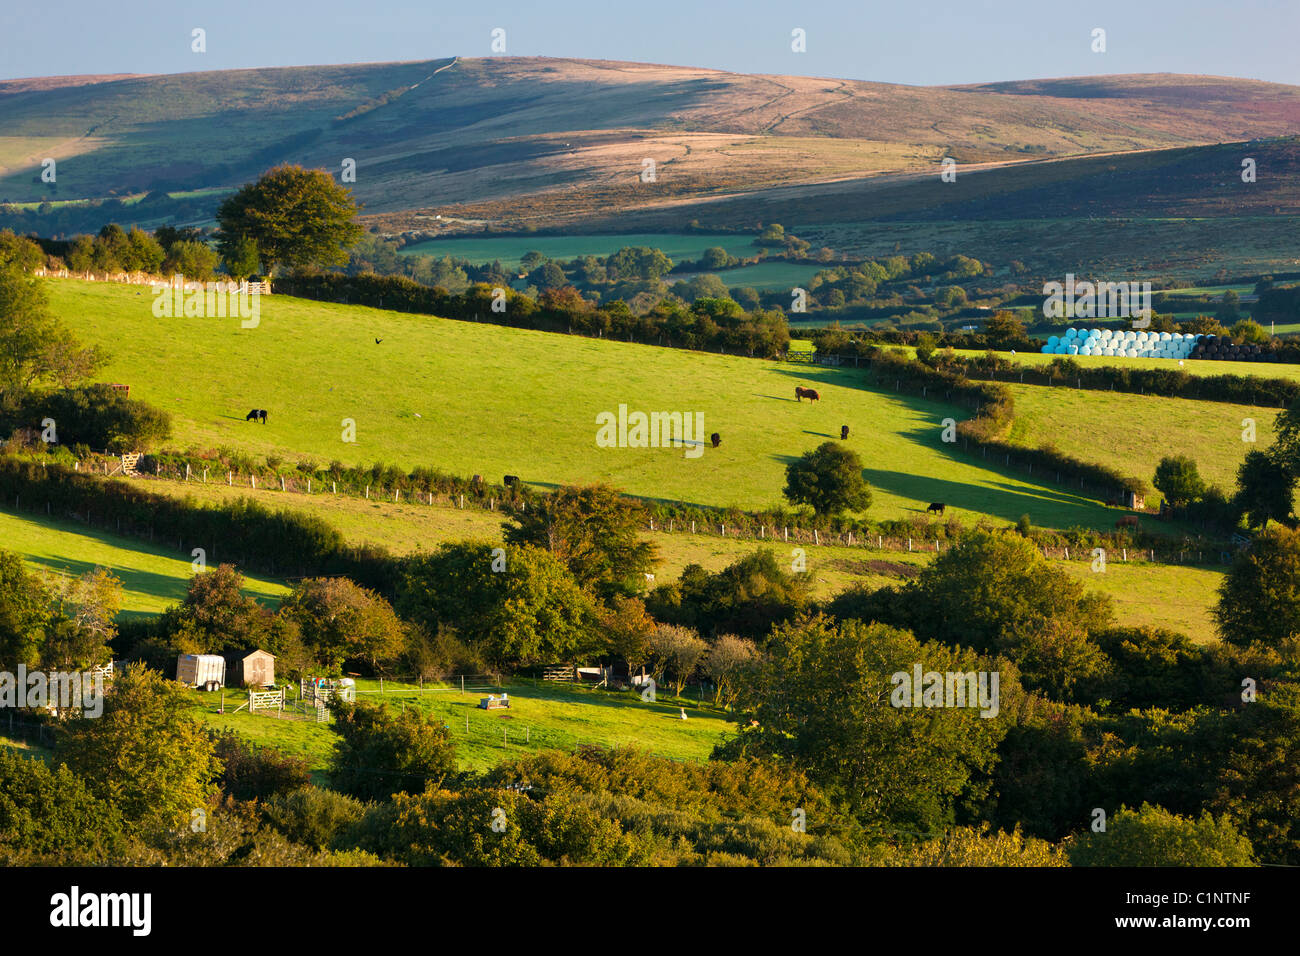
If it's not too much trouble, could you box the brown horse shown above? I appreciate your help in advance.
[795,386,820,402]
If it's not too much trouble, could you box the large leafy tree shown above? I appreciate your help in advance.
[648,549,811,639]
[397,541,601,667]
[645,623,708,696]
[330,700,456,801]
[0,263,106,408]
[158,564,274,655]
[0,548,51,667]
[504,484,656,601]
[1153,455,1207,507]
[722,616,1015,832]
[55,665,221,830]
[1234,449,1293,529]
[783,441,872,516]
[279,577,405,673]
[1214,523,1300,646]
[216,165,363,274]
[897,530,1112,656]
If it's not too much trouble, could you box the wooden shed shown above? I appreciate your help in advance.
[225,649,275,688]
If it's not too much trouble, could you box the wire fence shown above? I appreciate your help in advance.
[25,459,1240,571]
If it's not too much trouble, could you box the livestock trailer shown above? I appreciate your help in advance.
[176,654,225,690]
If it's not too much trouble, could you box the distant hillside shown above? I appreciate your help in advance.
[3,57,1299,233]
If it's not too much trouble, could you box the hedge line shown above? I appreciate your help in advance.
[274,273,792,358]
[0,458,397,587]
[929,353,1300,407]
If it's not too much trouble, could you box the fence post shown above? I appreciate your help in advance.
[228,471,232,485]
[280,476,286,492]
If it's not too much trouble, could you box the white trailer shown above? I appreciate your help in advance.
[176,654,225,690]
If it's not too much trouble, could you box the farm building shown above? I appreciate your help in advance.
[225,649,276,688]
[176,654,225,690]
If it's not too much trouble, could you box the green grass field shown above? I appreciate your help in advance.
[196,677,733,774]
[706,261,824,291]
[399,233,758,267]
[1007,385,1275,493]
[50,279,1119,529]
[102,475,1226,641]
[0,507,287,616]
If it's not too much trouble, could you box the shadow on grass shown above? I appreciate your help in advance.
[0,508,286,609]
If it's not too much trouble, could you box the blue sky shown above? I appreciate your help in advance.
[2,0,1298,86]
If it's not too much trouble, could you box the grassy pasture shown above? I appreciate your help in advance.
[50,279,1119,529]
[0,507,287,616]
[400,233,758,267]
[1006,385,1274,494]
[100,475,1224,641]
[195,677,733,775]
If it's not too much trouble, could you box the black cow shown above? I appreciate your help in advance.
[926,502,946,515]
[245,409,267,424]
[710,432,721,448]
[840,425,849,440]
[504,475,519,487]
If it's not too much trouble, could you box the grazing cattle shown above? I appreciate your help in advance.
[710,432,721,448]
[840,425,850,440]
[245,409,267,424]
[1116,515,1139,529]
[795,386,820,402]
[1105,498,1119,508]
[927,502,946,515]
[472,474,483,484]
[504,475,519,487]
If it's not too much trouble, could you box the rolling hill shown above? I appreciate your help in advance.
[4,57,1300,233]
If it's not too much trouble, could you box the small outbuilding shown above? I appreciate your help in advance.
[225,649,276,688]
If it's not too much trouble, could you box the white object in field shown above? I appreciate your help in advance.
[176,654,225,688]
